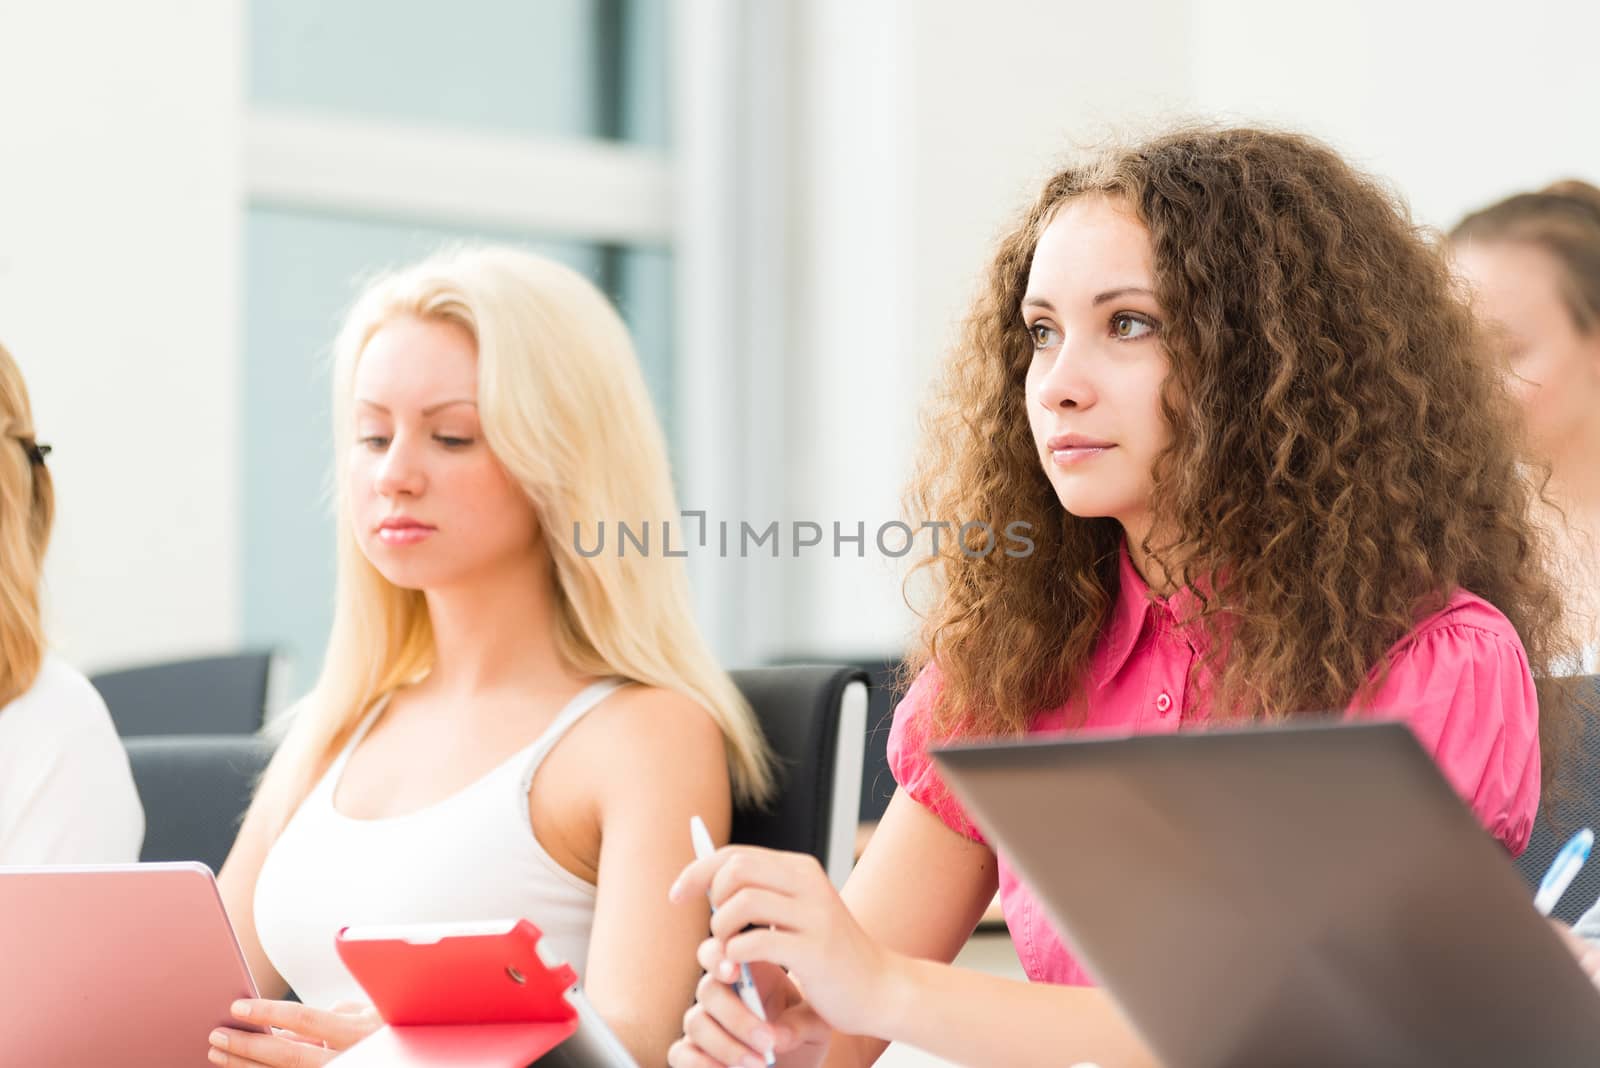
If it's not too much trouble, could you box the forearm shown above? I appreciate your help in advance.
[819,1033,888,1068]
[860,954,1158,1068]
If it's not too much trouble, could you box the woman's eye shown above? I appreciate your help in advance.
[358,435,390,450]
[1111,313,1156,340]
[435,435,475,448]
[1029,322,1060,349]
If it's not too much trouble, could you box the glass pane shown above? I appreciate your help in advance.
[242,206,672,693]
[248,0,669,145]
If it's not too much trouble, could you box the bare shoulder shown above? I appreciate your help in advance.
[582,683,725,754]
[565,683,729,794]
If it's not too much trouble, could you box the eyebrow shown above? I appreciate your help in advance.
[356,399,478,415]
[1022,287,1156,313]
[1092,286,1155,305]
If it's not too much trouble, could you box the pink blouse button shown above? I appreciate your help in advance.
[1155,692,1173,715]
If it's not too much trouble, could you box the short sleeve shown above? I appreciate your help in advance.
[886,662,987,844]
[1353,611,1540,856]
[0,661,144,865]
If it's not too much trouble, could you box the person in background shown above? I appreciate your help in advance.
[206,247,774,1067]
[1451,180,1600,673]
[0,339,143,865]
[669,126,1578,1068]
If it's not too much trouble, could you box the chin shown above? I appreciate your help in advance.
[359,547,441,591]
[1049,487,1124,521]
[368,565,433,591]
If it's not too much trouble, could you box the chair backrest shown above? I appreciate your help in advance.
[92,650,280,737]
[853,657,905,822]
[124,735,277,873]
[1515,675,1600,922]
[730,665,868,887]
[775,654,906,824]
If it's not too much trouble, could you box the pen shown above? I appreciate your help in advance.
[690,815,776,1067]
[1535,827,1593,916]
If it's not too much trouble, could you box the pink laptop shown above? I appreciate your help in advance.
[0,862,263,1067]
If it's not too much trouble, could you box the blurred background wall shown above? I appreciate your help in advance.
[2,0,1597,699]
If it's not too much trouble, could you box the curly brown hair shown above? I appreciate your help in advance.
[905,125,1578,786]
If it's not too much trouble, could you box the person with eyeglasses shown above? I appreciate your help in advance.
[0,339,143,865]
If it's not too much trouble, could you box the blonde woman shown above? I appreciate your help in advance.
[1451,181,1600,672]
[209,248,773,1068]
[0,341,143,865]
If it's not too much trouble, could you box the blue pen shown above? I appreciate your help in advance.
[1534,827,1594,916]
[691,816,776,1067]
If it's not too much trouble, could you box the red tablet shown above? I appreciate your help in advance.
[334,918,638,1067]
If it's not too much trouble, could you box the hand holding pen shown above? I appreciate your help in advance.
[690,816,778,1067]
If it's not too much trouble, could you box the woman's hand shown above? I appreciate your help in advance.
[670,948,830,1068]
[666,846,910,1065]
[207,1000,380,1067]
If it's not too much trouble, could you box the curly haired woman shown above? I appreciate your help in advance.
[667,126,1581,1068]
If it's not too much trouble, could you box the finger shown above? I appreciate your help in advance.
[669,1035,746,1068]
[707,850,823,911]
[670,845,736,903]
[231,999,376,1050]
[710,886,804,943]
[724,926,802,972]
[770,999,831,1052]
[699,942,788,1001]
[683,1001,772,1068]
[208,1027,334,1068]
[694,970,777,1054]
[697,935,728,976]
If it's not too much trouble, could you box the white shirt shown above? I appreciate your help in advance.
[253,679,623,1008]
[0,654,144,865]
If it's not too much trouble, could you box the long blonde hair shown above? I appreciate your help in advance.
[0,341,54,709]
[255,247,773,829]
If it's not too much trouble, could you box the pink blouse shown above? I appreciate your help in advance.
[888,546,1542,987]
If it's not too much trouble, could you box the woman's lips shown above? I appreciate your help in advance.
[1045,434,1115,467]
[1049,444,1114,467]
[376,518,436,545]
[377,526,434,545]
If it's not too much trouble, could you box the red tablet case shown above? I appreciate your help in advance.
[333,919,581,1067]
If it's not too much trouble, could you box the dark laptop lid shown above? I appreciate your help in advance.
[933,722,1600,1067]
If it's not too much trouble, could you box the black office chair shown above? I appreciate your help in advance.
[1515,675,1600,923]
[93,650,281,737]
[730,665,869,887]
[774,654,907,824]
[124,735,277,874]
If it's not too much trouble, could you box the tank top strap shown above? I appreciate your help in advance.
[515,678,628,795]
[309,696,391,802]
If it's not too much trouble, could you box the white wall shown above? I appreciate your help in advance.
[779,0,1600,658]
[4,0,1595,672]
[0,0,243,672]
[783,0,1192,656]
[1187,0,1600,228]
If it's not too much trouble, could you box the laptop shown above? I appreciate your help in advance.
[932,721,1600,1067]
[0,862,263,1067]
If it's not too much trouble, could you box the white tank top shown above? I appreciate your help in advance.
[252,679,624,1009]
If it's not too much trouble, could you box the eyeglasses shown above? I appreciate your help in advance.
[16,438,49,466]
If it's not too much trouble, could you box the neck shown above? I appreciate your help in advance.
[1119,515,1177,596]
[1546,426,1600,522]
[420,541,575,696]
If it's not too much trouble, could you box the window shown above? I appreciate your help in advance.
[242,0,672,690]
